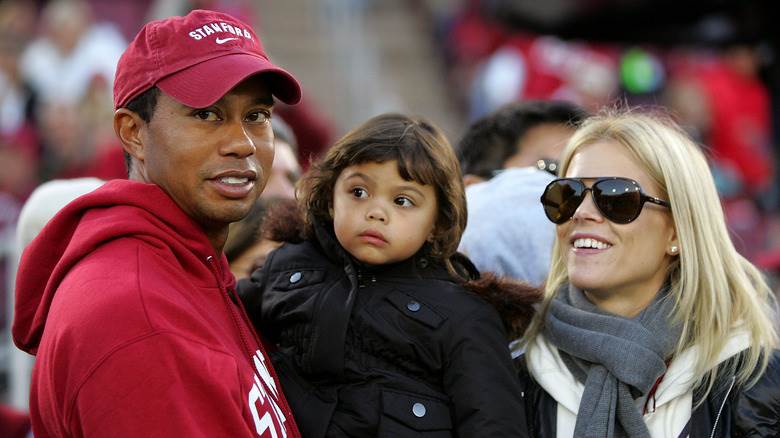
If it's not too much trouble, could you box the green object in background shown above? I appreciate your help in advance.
[620,47,664,94]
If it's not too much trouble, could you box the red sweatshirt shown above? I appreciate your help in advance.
[12,180,300,438]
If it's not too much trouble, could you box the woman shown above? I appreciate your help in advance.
[519,109,779,437]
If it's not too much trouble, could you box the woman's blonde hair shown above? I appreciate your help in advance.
[526,107,778,400]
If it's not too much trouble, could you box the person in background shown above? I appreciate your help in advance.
[7,178,106,411]
[261,116,301,199]
[239,113,538,437]
[12,10,303,437]
[456,100,587,186]
[458,100,587,285]
[225,197,298,278]
[519,109,779,437]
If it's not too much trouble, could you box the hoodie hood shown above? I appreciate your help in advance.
[13,179,235,354]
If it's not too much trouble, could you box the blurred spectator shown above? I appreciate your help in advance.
[225,197,298,278]
[20,0,126,106]
[0,134,37,200]
[8,177,105,410]
[0,1,37,137]
[469,34,619,119]
[274,97,335,170]
[0,404,31,438]
[458,100,586,285]
[456,100,586,185]
[262,117,301,200]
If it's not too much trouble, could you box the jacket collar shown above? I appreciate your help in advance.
[311,218,452,282]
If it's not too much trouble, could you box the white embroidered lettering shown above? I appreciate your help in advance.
[203,26,214,36]
[243,29,252,39]
[189,31,202,40]
[210,23,221,32]
[253,351,278,398]
[247,351,287,437]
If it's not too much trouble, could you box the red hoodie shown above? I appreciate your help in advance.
[13,179,300,438]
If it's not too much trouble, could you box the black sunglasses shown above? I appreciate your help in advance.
[541,177,670,224]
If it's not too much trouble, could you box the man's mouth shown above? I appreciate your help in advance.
[218,176,251,185]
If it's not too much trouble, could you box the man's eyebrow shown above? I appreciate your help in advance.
[206,95,275,108]
[254,96,275,107]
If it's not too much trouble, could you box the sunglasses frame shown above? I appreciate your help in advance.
[541,176,671,224]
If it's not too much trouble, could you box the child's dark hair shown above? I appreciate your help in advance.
[298,113,467,269]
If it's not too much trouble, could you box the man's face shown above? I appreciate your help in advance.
[137,75,275,241]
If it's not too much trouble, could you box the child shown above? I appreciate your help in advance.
[239,113,537,437]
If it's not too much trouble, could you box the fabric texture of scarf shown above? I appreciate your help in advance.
[543,284,682,438]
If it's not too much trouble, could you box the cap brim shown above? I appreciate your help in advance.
[157,53,301,107]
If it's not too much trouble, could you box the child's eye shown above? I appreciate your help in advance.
[395,196,414,207]
[351,187,368,198]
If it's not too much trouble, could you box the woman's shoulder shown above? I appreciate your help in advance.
[730,349,780,435]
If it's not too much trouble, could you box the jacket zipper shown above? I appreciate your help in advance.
[206,255,301,436]
[709,375,736,438]
[356,269,377,288]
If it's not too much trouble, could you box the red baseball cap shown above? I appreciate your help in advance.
[113,9,301,109]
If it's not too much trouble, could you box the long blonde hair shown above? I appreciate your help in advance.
[526,108,778,399]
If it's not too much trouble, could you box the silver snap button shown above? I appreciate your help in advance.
[406,301,421,312]
[289,272,302,283]
[412,402,426,418]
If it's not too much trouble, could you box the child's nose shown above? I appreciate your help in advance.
[366,205,387,222]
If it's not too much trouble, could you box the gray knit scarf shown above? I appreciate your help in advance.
[543,284,681,438]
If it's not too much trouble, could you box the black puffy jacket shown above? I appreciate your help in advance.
[516,350,780,437]
[239,221,533,437]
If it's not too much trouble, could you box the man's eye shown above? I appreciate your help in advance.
[247,110,270,123]
[395,196,414,207]
[351,188,368,198]
[194,110,219,121]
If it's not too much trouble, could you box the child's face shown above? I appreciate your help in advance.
[332,160,438,265]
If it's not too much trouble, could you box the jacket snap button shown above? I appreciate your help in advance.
[412,402,426,418]
[406,301,421,312]
[289,272,302,283]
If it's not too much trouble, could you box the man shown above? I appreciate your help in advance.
[12,9,302,437]
[457,100,586,286]
[456,100,586,185]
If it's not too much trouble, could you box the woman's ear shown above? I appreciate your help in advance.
[114,108,146,165]
[666,225,679,256]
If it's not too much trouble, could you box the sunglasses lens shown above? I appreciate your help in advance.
[542,179,584,224]
[592,179,642,223]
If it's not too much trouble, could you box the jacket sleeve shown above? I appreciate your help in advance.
[735,350,780,435]
[69,332,271,437]
[237,248,279,335]
[442,303,530,437]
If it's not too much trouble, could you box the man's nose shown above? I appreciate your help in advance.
[220,121,256,158]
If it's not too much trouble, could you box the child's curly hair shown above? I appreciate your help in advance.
[297,113,467,268]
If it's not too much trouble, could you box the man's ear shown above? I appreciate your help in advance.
[114,108,146,164]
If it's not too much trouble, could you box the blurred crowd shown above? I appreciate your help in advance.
[427,0,780,272]
[2,0,780,425]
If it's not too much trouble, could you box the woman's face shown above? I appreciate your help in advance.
[557,140,677,316]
